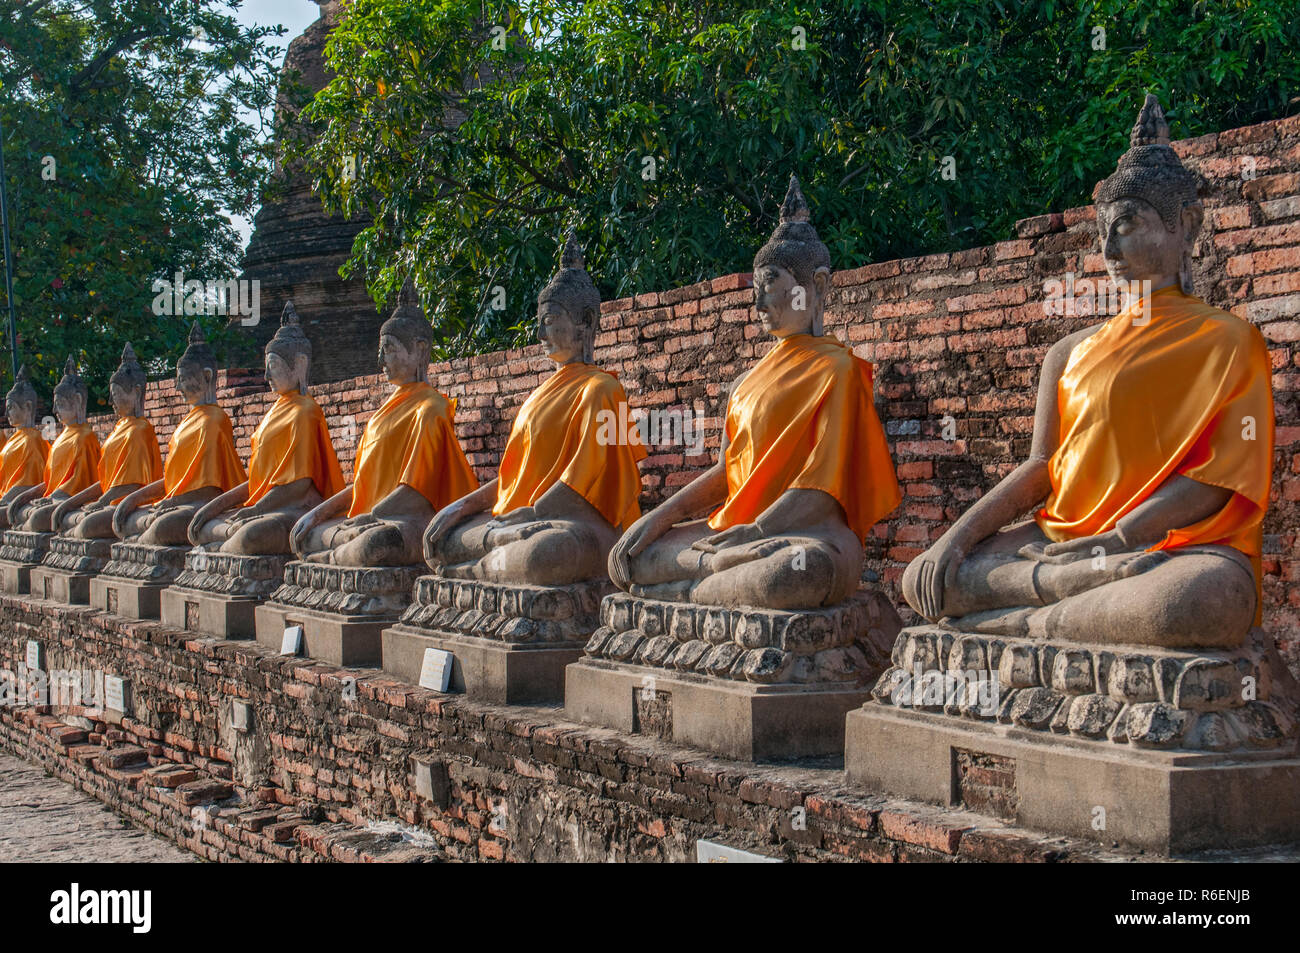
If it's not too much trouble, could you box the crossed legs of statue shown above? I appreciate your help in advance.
[622,518,863,610]
[119,504,204,547]
[902,521,1257,650]
[64,501,114,539]
[298,515,421,567]
[431,511,617,585]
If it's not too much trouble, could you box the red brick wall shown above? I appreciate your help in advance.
[94,111,1300,667]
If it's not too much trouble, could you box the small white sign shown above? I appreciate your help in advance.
[418,648,454,692]
[281,625,303,656]
[696,839,783,863]
[104,675,127,714]
[25,640,41,672]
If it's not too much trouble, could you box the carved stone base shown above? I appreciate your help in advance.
[91,542,190,619]
[90,576,166,619]
[381,576,610,703]
[566,589,901,760]
[844,624,1300,853]
[0,530,54,594]
[160,551,292,639]
[29,536,114,606]
[254,603,384,668]
[29,566,93,605]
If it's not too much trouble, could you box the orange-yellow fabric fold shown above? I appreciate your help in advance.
[43,422,101,496]
[349,381,476,517]
[99,416,163,492]
[708,332,901,541]
[1037,286,1274,604]
[493,363,647,530]
[0,428,49,494]
[245,391,344,506]
[163,403,246,499]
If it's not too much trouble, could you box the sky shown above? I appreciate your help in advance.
[230,1,324,247]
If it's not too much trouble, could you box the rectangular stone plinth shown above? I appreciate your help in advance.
[160,587,260,640]
[844,703,1300,854]
[90,575,167,619]
[0,530,55,594]
[29,566,93,605]
[0,560,34,595]
[565,657,869,761]
[254,602,386,667]
[383,625,583,704]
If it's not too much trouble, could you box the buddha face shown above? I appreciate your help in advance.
[537,296,587,364]
[52,390,84,425]
[378,333,424,385]
[265,351,303,396]
[109,381,139,419]
[176,360,214,406]
[1098,198,1198,290]
[5,396,34,429]
[753,263,825,338]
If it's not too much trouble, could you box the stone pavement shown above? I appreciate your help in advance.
[0,753,195,862]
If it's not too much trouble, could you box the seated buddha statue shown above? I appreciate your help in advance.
[112,323,246,546]
[7,357,102,532]
[187,302,343,555]
[0,366,51,530]
[902,95,1272,650]
[289,284,477,567]
[52,343,163,538]
[607,177,902,610]
[423,231,646,586]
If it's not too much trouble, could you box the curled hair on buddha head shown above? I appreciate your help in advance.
[380,280,433,381]
[266,300,312,392]
[1093,93,1203,235]
[53,354,87,412]
[753,175,832,291]
[110,343,147,416]
[6,364,38,410]
[177,321,218,372]
[539,229,600,363]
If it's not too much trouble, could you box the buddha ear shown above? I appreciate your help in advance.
[812,266,831,301]
[294,352,310,392]
[1181,203,1204,246]
[583,307,597,363]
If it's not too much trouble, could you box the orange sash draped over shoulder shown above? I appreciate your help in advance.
[163,404,245,499]
[493,363,647,530]
[708,332,901,542]
[0,428,49,494]
[43,422,101,496]
[99,416,163,492]
[1038,286,1274,584]
[348,381,476,517]
[246,391,343,506]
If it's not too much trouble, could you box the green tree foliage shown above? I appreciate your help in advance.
[302,0,1300,361]
[0,0,285,406]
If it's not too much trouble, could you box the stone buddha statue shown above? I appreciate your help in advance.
[7,357,101,532]
[188,302,343,555]
[607,176,902,610]
[900,95,1273,651]
[288,283,476,567]
[52,343,164,539]
[112,323,246,546]
[0,366,50,530]
[423,230,646,585]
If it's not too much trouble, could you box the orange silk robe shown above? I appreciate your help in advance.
[43,422,101,496]
[245,391,344,506]
[348,381,476,517]
[1037,286,1274,612]
[493,363,647,530]
[709,332,902,541]
[0,428,49,495]
[162,403,246,499]
[99,416,163,492]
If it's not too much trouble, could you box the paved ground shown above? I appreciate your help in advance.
[0,753,196,863]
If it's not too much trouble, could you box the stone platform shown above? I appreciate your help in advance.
[0,530,54,595]
[90,542,188,619]
[567,588,901,760]
[254,561,424,667]
[845,625,1300,853]
[382,576,610,704]
[160,551,291,639]
[29,536,113,605]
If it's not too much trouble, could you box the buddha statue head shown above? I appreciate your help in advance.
[1093,93,1204,295]
[265,300,312,395]
[537,229,600,365]
[176,322,219,406]
[378,281,433,385]
[109,342,147,418]
[753,175,832,337]
[5,365,38,429]
[51,355,88,425]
